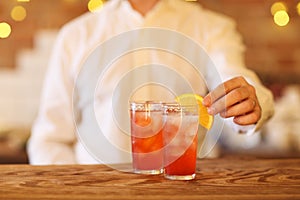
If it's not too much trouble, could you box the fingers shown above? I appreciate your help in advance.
[233,105,261,125]
[203,76,248,107]
[220,98,256,118]
[203,76,262,125]
[208,86,251,115]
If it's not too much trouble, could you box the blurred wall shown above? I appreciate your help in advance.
[198,0,300,93]
[0,0,89,128]
[0,0,90,163]
[0,0,89,68]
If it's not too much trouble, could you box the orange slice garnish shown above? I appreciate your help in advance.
[175,93,214,130]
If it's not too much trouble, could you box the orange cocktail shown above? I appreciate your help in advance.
[130,101,164,174]
[163,103,198,180]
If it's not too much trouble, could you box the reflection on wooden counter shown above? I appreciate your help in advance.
[1,156,300,200]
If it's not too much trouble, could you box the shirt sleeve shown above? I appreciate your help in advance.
[204,13,274,135]
[27,28,78,165]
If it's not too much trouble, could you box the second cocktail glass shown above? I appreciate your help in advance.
[130,101,164,174]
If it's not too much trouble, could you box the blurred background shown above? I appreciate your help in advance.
[0,0,299,164]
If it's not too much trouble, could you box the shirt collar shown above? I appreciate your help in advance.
[118,0,166,19]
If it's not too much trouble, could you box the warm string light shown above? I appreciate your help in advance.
[270,1,300,27]
[274,10,290,26]
[88,0,104,12]
[271,1,287,15]
[0,22,12,39]
[2,0,296,40]
[11,6,27,22]
[271,1,290,27]
[0,1,29,39]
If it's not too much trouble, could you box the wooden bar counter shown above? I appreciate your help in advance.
[1,155,299,200]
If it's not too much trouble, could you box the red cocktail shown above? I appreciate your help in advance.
[163,103,198,180]
[130,101,164,174]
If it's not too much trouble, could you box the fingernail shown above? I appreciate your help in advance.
[207,107,214,115]
[203,96,210,106]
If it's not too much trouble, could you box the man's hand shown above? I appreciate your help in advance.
[203,76,261,125]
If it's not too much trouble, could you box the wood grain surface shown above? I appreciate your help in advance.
[1,156,299,200]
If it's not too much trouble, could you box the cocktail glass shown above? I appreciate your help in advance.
[162,103,199,180]
[129,101,164,174]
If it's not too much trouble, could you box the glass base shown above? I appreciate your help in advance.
[133,168,163,175]
[164,173,196,180]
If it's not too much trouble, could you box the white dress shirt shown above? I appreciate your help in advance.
[27,0,274,165]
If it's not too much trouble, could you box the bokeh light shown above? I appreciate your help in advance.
[11,6,27,22]
[88,0,104,12]
[271,2,287,16]
[0,22,12,39]
[274,10,290,26]
[297,2,300,16]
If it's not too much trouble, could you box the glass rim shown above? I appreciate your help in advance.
[163,102,199,107]
[129,100,164,111]
[129,100,164,105]
[163,102,199,114]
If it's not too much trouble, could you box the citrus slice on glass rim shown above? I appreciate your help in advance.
[175,93,214,130]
